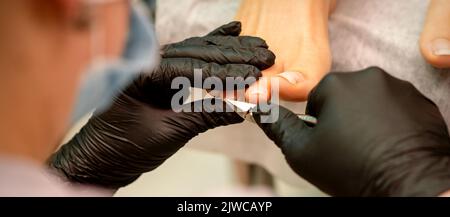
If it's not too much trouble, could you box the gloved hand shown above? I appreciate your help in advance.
[138,21,275,105]
[254,67,450,196]
[49,21,275,189]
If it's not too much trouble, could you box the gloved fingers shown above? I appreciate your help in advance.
[161,45,275,69]
[305,72,346,118]
[253,105,313,149]
[127,59,262,107]
[305,85,322,118]
[203,36,269,49]
[206,21,242,36]
[172,98,245,132]
[158,58,262,90]
[163,36,269,50]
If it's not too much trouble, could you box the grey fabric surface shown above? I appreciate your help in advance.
[155,0,450,195]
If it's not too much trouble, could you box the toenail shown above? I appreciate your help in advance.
[430,38,450,56]
[276,71,305,85]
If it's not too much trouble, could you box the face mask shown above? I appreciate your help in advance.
[70,1,159,124]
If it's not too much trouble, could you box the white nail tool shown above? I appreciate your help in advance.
[224,99,317,125]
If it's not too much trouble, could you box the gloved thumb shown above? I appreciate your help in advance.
[252,105,312,149]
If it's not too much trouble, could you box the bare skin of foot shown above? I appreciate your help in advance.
[420,0,450,69]
[235,0,336,102]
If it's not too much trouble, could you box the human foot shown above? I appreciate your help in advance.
[236,0,335,102]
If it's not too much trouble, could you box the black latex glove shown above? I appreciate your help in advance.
[142,21,275,105]
[50,22,275,189]
[254,67,450,196]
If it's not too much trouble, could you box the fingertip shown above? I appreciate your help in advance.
[226,21,242,36]
[231,21,242,31]
[253,48,276,70]
[252,105,309,146]
[208,21,242,36]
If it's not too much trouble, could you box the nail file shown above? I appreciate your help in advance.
[224,99,318,125]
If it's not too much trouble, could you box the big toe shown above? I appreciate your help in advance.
[420,0,450,69]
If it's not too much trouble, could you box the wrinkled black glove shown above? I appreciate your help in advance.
[50,22,275,189]
[254,67,450,196]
